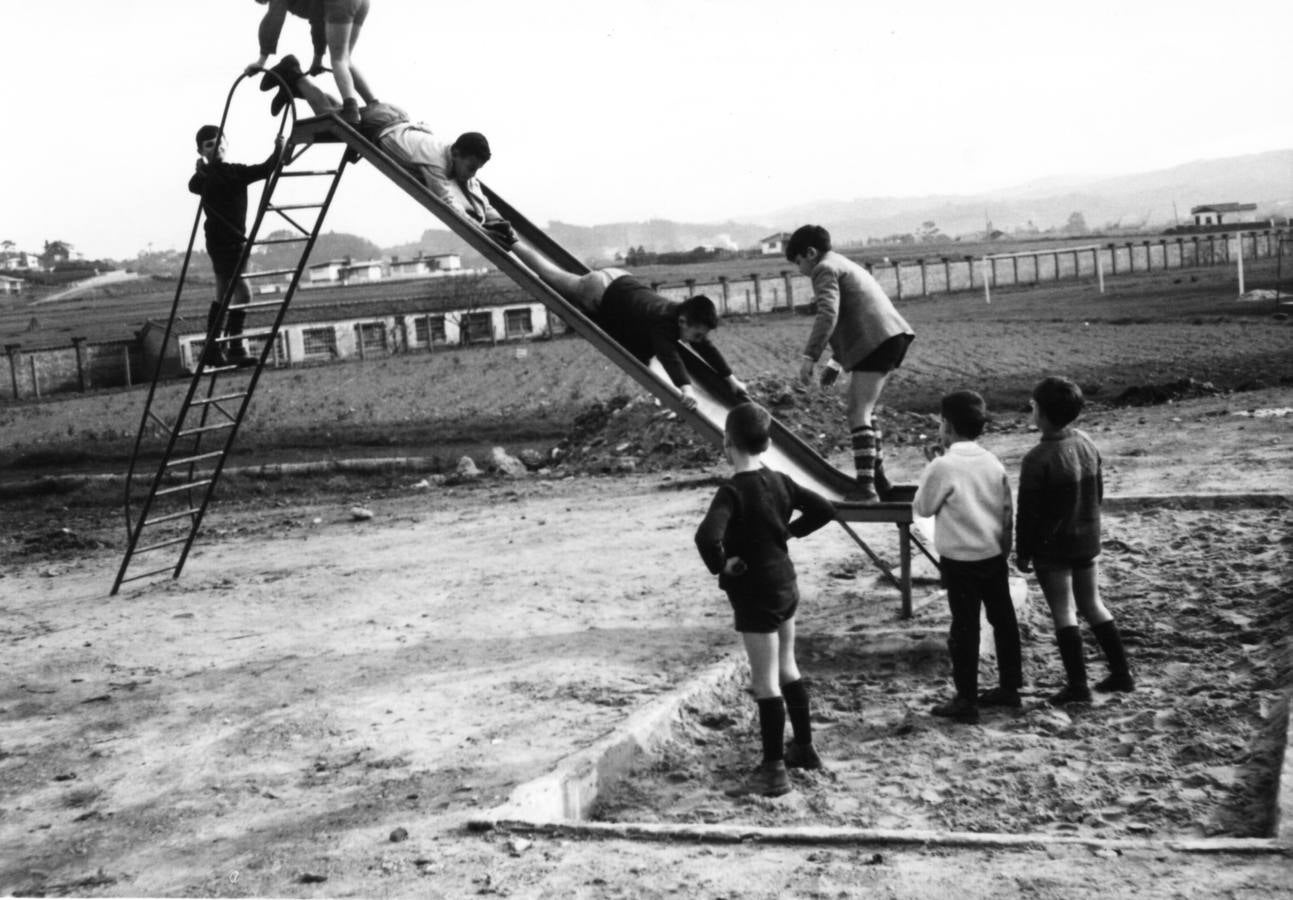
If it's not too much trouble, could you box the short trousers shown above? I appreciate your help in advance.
[207,246,246,282]
[1033,556,1097,572]
[323,0,369,25]
[728,587,799,634]
[850,333,913,373]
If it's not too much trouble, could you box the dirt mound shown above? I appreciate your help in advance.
[1114,377,1229,407]
[554,376,987,476]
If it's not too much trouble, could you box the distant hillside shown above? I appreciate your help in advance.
[380,149,1292,261]
[767,149,1293,242]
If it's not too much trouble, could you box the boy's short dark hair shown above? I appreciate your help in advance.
[726,402,771,454]
[678,294,718,330]
[452,132,491,161]
[195,124,221,148]
[941,390,988,439]
[784,224,832,261]
[1033,376,1084,427]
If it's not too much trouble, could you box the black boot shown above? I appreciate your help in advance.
[202,302,228,367]
[1050,626,1091,705]
[1092,620,1135,692]
[848,426,879,503]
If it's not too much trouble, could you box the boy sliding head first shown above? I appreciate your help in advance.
[694,403,837,797]
[786,225,915,503]
[913,391,1023,724]
[1017,376,1134,705]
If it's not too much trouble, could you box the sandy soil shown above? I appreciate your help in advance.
[1,387,1290,898]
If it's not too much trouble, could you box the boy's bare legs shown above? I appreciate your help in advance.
[741,632,781,700]
[1071,560,1112,625]
[1036,567,1092,703]
[325,21,360,119]
[349,64,375,104]
[511,240,617,313]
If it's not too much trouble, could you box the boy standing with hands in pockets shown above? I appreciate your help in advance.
[695,403,836,797]
[913,390,1023,723]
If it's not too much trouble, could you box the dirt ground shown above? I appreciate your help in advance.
[1,386,1290,898]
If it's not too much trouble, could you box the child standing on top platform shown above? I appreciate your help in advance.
[694,403,836,797]
[785,225,915,503]
[246,0,375,125]
[913,390,1022,724]
[1017,376,1135,705]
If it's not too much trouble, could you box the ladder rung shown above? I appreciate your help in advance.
[242,268,298,279]
[239,299,285,311]
[254,236,310,245]
[165,451,224,468]
[119,564,180,584]
[155,479,214,496]
[134,535,191,555]
[145,508,201,526]
[268,203,324,211]
[177,421,236,438]
[213,329,273,343]
[193,392,248,406]
[279,169,339,177]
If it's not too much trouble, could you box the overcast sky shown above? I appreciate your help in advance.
[3,0,1290,259]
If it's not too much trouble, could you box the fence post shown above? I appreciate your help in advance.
[5,344,20,399]
[1071,249,1080,278]
[1051,251,1060,280]
[1108,244,1119,275]
[891,260,903,300]
[29,356,39,399]
[919,258,928,296]
[1096,248,1105,293]
[749,273,762,313]
[942,257,953,292]
[717,276,730,314]
[72,336,87,391]
[780,270,795,310]
[1125,242,1136,273]
[122,345,132,387]
[964,256,975,290]
[684,278,696,297]
[1010,256,1019,284]
[355,323,365,360]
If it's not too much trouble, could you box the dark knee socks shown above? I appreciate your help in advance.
[1056,625,1087,690]
[756,696,786,763]
[780,679,812,747]
[1092,619,1131,677]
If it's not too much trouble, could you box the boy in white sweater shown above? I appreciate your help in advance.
[913,390,1023,723]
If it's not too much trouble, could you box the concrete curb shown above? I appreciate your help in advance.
[1276,691,1293,849]
[487,820,1289,855]
[478,653,747,824]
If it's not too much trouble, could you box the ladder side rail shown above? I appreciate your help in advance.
[121,205,204,542]
[114,75,298,594]
[168,147,351,582]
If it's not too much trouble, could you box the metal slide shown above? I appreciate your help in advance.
[297,116,912,507]
[295,114,931,613]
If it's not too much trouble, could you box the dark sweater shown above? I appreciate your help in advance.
[1016,427,1103,562]
[188,149,280,255]
[695,469,836,600]
[598,276,732,388]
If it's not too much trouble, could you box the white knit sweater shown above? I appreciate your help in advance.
[912,441,1013,562]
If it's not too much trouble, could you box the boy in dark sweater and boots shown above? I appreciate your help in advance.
[695,403,837,797]
[1016,376,1135,705]
[188,125,284,368]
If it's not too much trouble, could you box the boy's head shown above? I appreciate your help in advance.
[940,390,988,440]
[449,132,491,180]
[195,124,225,162]
[1031,376,1084,429]
[678,294,718,341]
[725,402,771,455]
[785,225,831,275]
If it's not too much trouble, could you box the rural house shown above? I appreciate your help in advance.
[1190,203,1258,227]
[389,253,461,279]
[0,274,23,295]
[759,232,792,256]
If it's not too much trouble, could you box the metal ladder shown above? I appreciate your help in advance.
[112,79,352,595]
